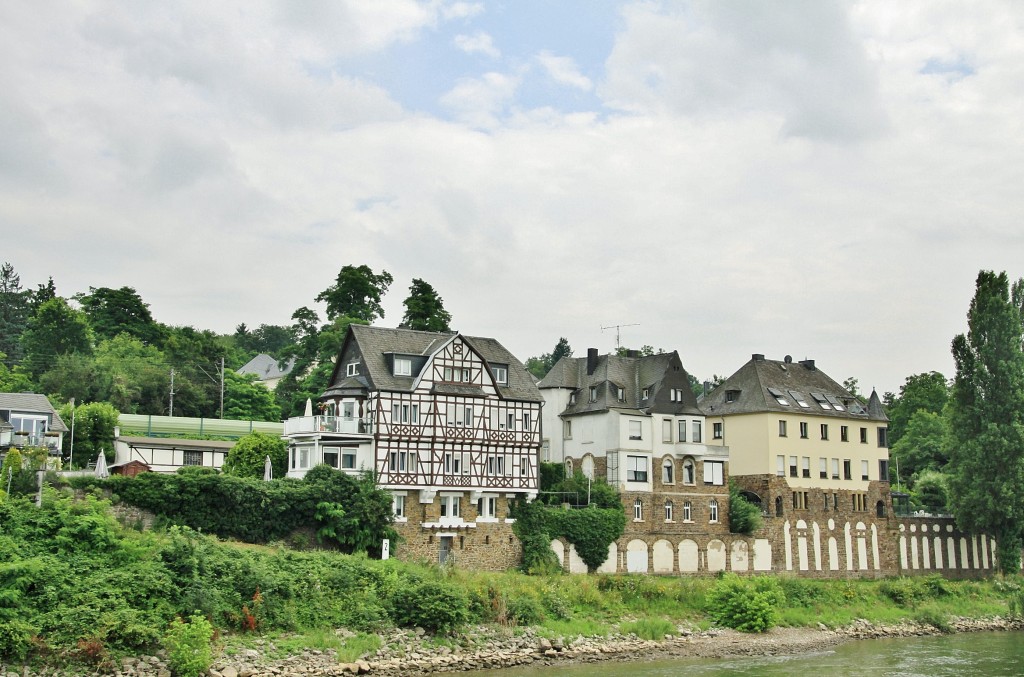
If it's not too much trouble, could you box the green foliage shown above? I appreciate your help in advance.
[232,323,295,359]
[620,617,676,640]
[539,462,565,492]
[224,371,281,422]
[399,278,452,332]
[0,262,31,367]
[75,286,162,345]
[57,401,119,469]
[705,574,784,633]
[316,264,393,322]
[222,432,287,479]
[910,470,950,514]
[163,613,213,677]
[947,271,1024,574]
[885,371,950,448]
[892,409,951,483]
[389,580,469,634]
[0,352,33,392]
[549,506,625,573]
[525,337,573,379]
[20,297,93,377]
[540,470,621,509]
[727,480,763,535]
[275,314,367,418]
[505,592,545,626]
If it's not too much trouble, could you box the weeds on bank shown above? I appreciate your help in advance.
[619,618,677,640]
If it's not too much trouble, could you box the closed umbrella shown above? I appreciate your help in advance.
[263,455,273,481]
[95,451,109,479]
[304,398,313,417]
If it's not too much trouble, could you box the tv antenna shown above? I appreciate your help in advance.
[601,323,639,349]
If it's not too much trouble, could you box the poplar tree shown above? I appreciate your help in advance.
[947,270,1024,574]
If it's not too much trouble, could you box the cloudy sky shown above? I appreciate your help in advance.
[2,0,1023,396]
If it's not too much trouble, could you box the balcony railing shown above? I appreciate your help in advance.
[9,432,60,450]
[284,415,372,436]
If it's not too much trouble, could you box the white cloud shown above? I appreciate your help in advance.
[440,71,521,128]
[536,51,593,91]
[454,31,500,58]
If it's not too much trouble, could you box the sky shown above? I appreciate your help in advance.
[2,0,1023,397]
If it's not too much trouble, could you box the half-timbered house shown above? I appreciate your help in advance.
[283,324,543,569]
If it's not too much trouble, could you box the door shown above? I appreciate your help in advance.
[439,536,454,565]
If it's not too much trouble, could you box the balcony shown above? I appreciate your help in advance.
[284,415,372,436]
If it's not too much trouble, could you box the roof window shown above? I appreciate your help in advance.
[810,392,831,410]
[788,390,810,408]
[825,394,846,411]
[767,387,790,406]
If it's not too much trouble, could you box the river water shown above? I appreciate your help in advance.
[461,631,1024,676]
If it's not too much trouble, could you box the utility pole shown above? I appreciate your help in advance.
[68,397,75,469]
[601,323,640,350]
[169,368,175,416]
[220,356,225,419]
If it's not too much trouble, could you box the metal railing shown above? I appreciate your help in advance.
[283,415,372,435]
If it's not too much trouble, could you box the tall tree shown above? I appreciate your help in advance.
[315,265,393,322]
[399,278,452,331]
[947,271,1024,574]
[19,297,93,377]
[29,277,57,311]
[76,286,161,344]
[885,371,950,446]
[223,371,281,422]
[0,262,30,366]
[525,337,573,379]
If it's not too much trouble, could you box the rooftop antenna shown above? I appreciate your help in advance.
[601,323,639,350]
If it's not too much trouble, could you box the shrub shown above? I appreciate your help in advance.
[880,577,919,607]
[620,617,676,640]
[389,581,469,634]
[728,481,763,535]
[705,574,784,633]
[163,613,214,677]
[506,593,545,626]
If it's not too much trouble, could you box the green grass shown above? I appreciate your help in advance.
[619,618,677,640]
[537,618,610,639]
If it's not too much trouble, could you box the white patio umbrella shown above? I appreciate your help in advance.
[94,451,109,479]
[263,454,273,481]
[304,398,313,417]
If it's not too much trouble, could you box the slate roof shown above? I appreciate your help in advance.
[538,351,702,416]
[237,354,295,381]
[0,393,69,432]
[324,325,542,402]
[701,355,889,422]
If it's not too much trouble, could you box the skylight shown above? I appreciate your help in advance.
[788,390,810,408]
[810,392,831,410]
[767,387,790,406]
[825,394,846,411]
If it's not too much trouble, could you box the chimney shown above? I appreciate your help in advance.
[800,359,816,371]
[752,353,764,361]
[627,349,639,358]
[587,348,599,375]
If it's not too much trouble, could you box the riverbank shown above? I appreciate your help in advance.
[8,615,1010,677]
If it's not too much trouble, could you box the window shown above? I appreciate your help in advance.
[444,452,463,474]
[662,419,673,443]
[713,422,723,439]
[642,388,650,400]
[670,388,684,402]
[878,427,889,448]
[323,449,340,469]
[879,459,890,482]
[444,366,470,382]
[709,499,719,523]
[833,493,839,510]
[704,460,724,485]
[779,420,787,437]
[692,421,702,443]
[852,494,867,512]
[492,365,508,384]
[860,427,868,443]
[831,458,840,480]
[802,456,810,478]
[826,394,846,411]
[789,456,798,478]
[678,420,687,442]
[440,495,461,519]
[683,500,692,522]
[725,389,740,403]
[841,425,849,442]
[633,498,643,520]
[877,501,887,518]
[477,496,497,519]
[629,420,642,440]
[582,456,595,479]
[569,392,577,405]
[861,460,870,481]
[819,457,828,479]
[776,455,785,477]
[799,422,808,439]
[662,458,674,484]
[627,455,648,482]
[768,387,790,405]
[389,450,417,473]
[789,390,810,408]
[183,450,202,466]
[810,392,831,409]
[342,450,356,470]
[565,458,573,475]
[615,385,625,402]
[820,424,829,440]
[843,459,852,481]
[523,412,531,430]
[487,455,506,476]
[665,500,674,522]
[683,458,696,484]
[392,494,406,519]
[346,361,360,377]
[589,386,598,402]
[775,496,783,517]
[563,420,572,439]
[793,491,809,510]
[394,357,412,376]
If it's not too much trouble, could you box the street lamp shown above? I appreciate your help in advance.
[68,397,76,469]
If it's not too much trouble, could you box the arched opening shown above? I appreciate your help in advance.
[876,500,887,518]
[775,495,783,517]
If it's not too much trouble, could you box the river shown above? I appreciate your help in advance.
[460,631,1024,676]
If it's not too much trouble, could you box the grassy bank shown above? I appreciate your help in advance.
[0,489,1019,673]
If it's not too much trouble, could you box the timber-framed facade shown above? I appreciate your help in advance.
[282,324,542,569]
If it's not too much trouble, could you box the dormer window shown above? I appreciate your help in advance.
[725,389,740,403]
[394,357,412,377]
[615,385,625,402]
[569,391,577,405]
[589,386,598,402]
[443,367,470,383]
[492,365,508,384]
[346,361,360,377]
[669,388,684,402]
[642,388,649,400]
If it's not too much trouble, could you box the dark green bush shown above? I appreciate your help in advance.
[389,580,469,634]
[506,593,545,626]
[705,574,784,633]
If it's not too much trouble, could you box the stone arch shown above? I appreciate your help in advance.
[796,520,809,571]
[933,536,943,569]
[564,458,574,476]
[567,544,587,574]
[707,539,727,572]
[653,539,674,573]
[581,454,595,480]
[876,500,886,518]
[775,495,783,517]
[626,539,649,573]
[550,539,566,571]
[679,539,699,572]
[753,539,772,571]
[597,541,618,574]
[828,536,839,570]
[731,540,749,571]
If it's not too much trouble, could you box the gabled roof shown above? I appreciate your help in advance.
[324,325,542,402]
[237,354,295,381]
[701,355,888,422]
[0,393,69,432]
[539,350,701,416]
